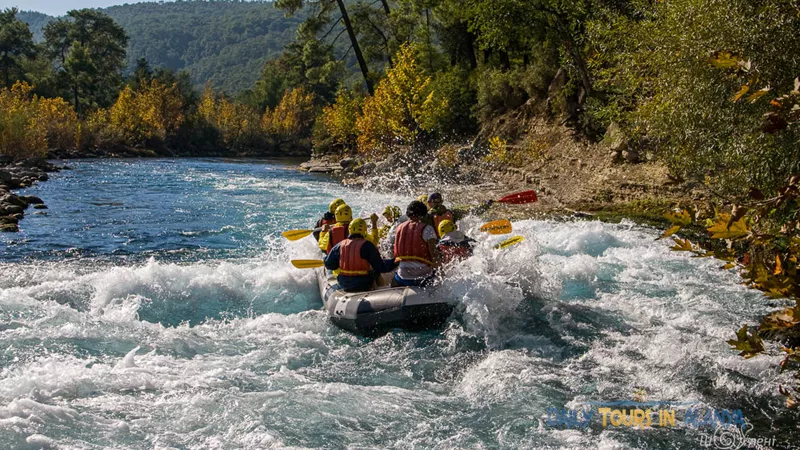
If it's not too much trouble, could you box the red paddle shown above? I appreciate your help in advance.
[496,190,538,205]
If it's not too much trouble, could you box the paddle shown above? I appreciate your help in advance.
[496,190,538,205]
[291,259,325,269]
[494,236,524,249]
[282,228,323,241]
[480,219,513,235]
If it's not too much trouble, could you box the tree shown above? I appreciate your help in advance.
[276,0,374,95]
[43,9,128,114]
[0,8,36,88]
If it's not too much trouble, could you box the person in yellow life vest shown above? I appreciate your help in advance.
[324,218,398,292]
[379,205,404,239]
[436,220,475,265]
[313,198,345,241]
[392,200,440,287]
[427,192,493,238]
[319,204,352,254]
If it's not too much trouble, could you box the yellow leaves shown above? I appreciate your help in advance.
[263,87,316,138]
[707,213,749,239]
[660,225,682,239]
[319,89,362,148]
[671,237,694,252]
[732,85,749,102]
[746,86,771,103]
[709,52,740,69]
[664,209,692,226]
[775,255,784,275]
[108,80,185,146]
[0,82,74,160]
[355,43,448,156]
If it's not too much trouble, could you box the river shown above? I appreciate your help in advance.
[0,159,797,449]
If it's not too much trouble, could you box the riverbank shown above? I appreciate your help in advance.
[0,159,62,232]
[299,117,706,227]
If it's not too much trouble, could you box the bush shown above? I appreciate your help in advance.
[586,0,800,194]
[199,85,262,151]
[0,82,77,160]
[108,80,185,147]
[430,67,478,137]
[262,87,316,140]
[474,68,529,124]
[356,44,448,157]
[315,89,363,152]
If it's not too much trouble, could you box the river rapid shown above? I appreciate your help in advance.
[0,159,798,449]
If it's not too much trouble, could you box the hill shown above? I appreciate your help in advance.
[19,1,309,93]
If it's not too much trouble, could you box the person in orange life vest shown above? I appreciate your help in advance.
[320,204,352,254]
[392,200,441,287]
[313,198,344,241]
[324,218,398,292]
[427,192,494,238]
[436,220,475,265]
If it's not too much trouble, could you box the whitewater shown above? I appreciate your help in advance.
[0,159,798,449]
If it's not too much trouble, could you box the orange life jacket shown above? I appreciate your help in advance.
[438,240,472,265]
[327,223,349,253]
[339,239,370,276]
[432,210,455,238]
[394,221,433,266]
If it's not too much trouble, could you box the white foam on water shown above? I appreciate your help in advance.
[2,164,798,448]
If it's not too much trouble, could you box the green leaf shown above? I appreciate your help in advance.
[727,325,765,358]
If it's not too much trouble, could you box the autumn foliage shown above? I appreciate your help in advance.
[0,82,78,160]
[355,44,448,157]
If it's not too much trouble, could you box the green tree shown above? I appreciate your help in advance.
[276,0,374,95]
[0,8,36,87]
[43,9,128,114]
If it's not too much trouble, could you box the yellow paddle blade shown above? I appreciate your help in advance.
[480,219,513,235]
[291,259,325,269]
[494,236,524,250]
[282,229,314,241]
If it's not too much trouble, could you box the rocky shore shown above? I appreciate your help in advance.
[297,117,707,225]
[0,158,62,233]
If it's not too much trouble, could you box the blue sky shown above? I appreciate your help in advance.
[0,0,160,16]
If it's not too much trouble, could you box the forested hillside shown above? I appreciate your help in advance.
[20,1,312,93]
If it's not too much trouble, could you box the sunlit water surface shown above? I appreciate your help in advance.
[1,159,798,449]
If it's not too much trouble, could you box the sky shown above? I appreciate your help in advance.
[0,0,160,16]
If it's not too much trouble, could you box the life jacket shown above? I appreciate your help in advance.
[438,240,472,265]
[318,222,349,253]
[339,238,370,276]
[394,221,433,266]
[432,210,455,238]
[316,216,336,228]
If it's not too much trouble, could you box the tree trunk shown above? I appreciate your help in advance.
[499,50,511,70]
[466,32,478,70]
[73,84,80,116]
[379,0,391,16]
[335,0,374,95]
[563,37,592,96]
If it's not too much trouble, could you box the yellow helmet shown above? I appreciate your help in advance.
[329,198,346,213]
[335,204,353,223]
[382,205,401,219]
[349,218,368,236]
[417,194,428,204]
[438,219,456,236]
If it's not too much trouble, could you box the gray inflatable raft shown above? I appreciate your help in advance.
[316,268,455,335]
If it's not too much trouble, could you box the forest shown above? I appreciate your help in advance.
[2,0,800,406]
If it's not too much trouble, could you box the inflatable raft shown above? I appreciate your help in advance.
[316,268,455,335]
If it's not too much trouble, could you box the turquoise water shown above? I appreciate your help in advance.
[0,159,798,449]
